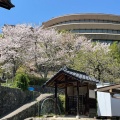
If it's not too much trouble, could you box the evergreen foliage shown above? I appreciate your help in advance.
[110,42,120,63]
[59,95,65,113]
[28,74,48,86]
[15,73,29,91]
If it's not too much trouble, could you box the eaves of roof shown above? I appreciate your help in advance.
[0,0,15,10]
[43,67,99,88]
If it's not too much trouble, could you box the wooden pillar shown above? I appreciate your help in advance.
[95,83,97,116]
[86,83,89,115]
[65,76,68,115]
[76,81,80,117]
[55,82,57,115]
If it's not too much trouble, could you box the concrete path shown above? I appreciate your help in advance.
[1,94,53,120]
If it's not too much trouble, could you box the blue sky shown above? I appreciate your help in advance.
[0,0,120,28]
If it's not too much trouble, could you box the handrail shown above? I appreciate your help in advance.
[40,97,61,115]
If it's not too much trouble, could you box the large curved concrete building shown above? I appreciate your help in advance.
[42,13,120,43]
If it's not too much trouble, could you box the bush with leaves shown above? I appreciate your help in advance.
[15,73,29,91]
[28,74,48,86]
[59,94,65,113]
[110,42,120,63]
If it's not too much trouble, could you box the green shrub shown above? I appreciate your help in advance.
[28,75,48,86]
[59,94,65,113]
[15,73,29,91]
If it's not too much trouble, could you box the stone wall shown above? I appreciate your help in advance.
[1,94,54,120]
[0,86,40,118]
[31,85,64,94]
[2,101,39,120]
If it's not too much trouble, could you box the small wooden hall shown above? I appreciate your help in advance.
[44,67,99,118]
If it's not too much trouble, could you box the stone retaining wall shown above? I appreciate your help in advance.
[0,86,40,118]
[2,101,39,120]
[31,85,64,94]
[1,94,54,120]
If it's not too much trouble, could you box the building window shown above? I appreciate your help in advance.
[54,19,120,25]
[71,29,120,34]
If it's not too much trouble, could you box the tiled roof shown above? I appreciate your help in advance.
[0,0,15,10]
[44,67,99,88]
[62,67,98,82]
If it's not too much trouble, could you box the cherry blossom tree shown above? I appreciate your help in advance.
[1,24,118,82]
[27,28,78,78]
[71,40,120,82]
[0,24,80,79]
[0,24,33,78]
